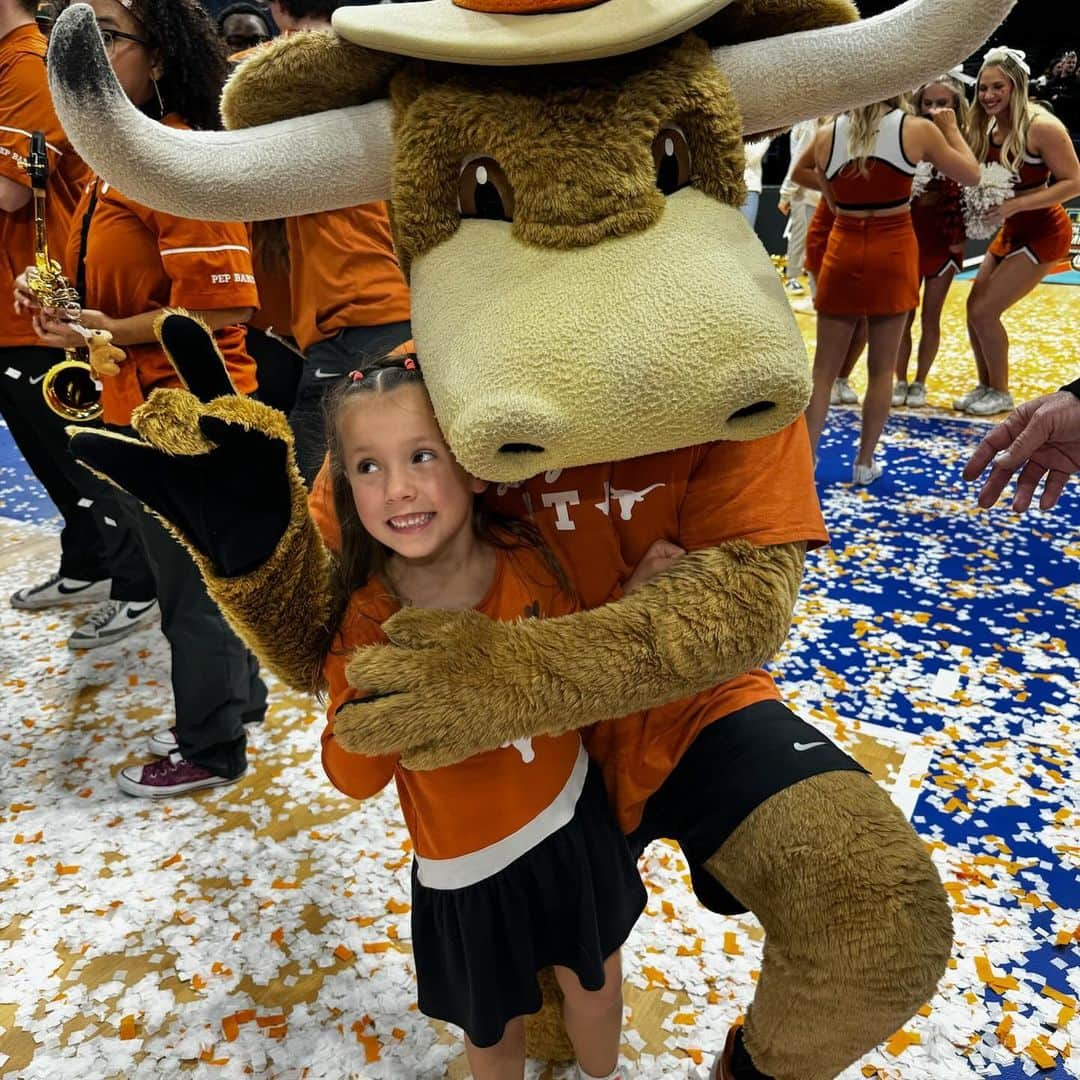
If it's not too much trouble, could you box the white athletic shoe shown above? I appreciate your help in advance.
[791,297,816,315]
[966,388,1015,417]
[852,461,883,486]
[835,378,859,405]
[891,380,909,406]
[10,572,111,610]
[905,381,928,408]
[953,384,989,412]
[68,599,159,650]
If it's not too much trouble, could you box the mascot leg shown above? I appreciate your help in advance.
[704,771,952,1080]
[524,966,576,1062]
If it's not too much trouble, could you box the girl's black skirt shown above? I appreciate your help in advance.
[410,760,646,1048]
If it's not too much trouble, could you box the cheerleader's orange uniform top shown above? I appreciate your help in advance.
[64,115,259,426]
[986,139,1072,265]
[815,109,920,317]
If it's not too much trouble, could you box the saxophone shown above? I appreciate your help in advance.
[20,132,123,422]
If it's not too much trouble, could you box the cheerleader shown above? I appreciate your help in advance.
[803,96,979,484]
[959,47,1080,416]
[894,74,971,408]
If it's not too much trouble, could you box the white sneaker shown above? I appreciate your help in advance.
[891,381,909,406]
[68,599,158,650]
[835,378,859,405]
[791,297,816,315]
[11,572,111,610]
[953,384,989,411]
[966,388,1015,417]
[906,381,928,408]
[147,717,261,757]
[852,461,883,486]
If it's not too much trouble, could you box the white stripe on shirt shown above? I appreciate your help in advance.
[0,125,62,156]
[159,245,250,257]
[414,741,589,890]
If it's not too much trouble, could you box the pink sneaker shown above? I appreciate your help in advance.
[117,752,243,798]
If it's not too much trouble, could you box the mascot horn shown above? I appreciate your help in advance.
[49,0,1013,1075]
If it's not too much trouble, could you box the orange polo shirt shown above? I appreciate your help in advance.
[323,545,582,872]
[286,202,411,353]
[64,115,258,426]
[0,24,90,347]
[312,419,828,833]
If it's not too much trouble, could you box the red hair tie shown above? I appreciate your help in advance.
[348,370,364,382]
[403,356,418,371]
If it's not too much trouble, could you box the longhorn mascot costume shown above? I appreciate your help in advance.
[48,0,1012,1076]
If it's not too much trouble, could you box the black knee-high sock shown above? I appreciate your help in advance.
[730,1027,775,1080]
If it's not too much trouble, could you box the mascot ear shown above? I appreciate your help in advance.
[221,31,404,130]
[696,0,858,47]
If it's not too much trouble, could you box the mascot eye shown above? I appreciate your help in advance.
[652,125,692,195]
[459,157,515,222]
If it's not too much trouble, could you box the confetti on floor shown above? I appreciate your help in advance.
[1,277,1077,1078]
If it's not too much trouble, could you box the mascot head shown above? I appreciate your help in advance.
[47,0,1012,480]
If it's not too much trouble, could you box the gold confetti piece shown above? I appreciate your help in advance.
[884,1030,921,1056]
[118,1015,137,1040]
[1041,986,1077,1009]
[1025,1040,1057,1070]
[673,1012,696,1025]
[723,932,742,956]
[386,898,409,915]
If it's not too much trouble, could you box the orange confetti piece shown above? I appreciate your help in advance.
[362,942,391,954]
[673,1012,696,1025]
[917,1005,933,1018]
[199,1050,230,1066]
[391,1028,405,1040]
[161,853,182,868]
[128,674,138,686]
[723,932,742,957]
[359,1034,380,1063]
[884,1030,921,1056]
[267,1025,287,1039]
[641,965,668,987]
[334,945,355,963]
[686,1049,703,1065]
[118,1015,137,1040]
[386,898,409,915]
[191,974,207,991]
[662,900,676,920]
[55,863,79,875]
[271,878,299,890]
[256,1014,286,1028]
[222,1016,240,1042]
[352,915,378,927]
[270,927,285,949]
[1041,986,1078,1009]
[1025,1040,1056,1070]
[1057,1007,1075,1029]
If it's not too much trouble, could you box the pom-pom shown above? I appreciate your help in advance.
[910,161,934,201]
[962,162,1015,239]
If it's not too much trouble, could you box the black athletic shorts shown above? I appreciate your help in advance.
[627,699,866,915]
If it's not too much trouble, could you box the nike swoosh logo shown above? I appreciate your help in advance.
[313,368,341,379]
[56,581,98,595]
[793,741,826,752]
[29,373,46,385]
[126,602,157,619]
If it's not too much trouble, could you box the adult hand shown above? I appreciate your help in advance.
[929,106,959,133]
[963,390,1080,510]
[31,309,85,349]
[13,269,40,317]
[624,538,685,595]
[778,199,790,216]
[984,198,1018,228]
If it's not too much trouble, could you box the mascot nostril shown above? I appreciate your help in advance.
[729,400,775,421]
[499,443,546,454]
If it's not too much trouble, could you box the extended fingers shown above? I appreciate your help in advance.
[381,606,472,649]
[131,388,215,456]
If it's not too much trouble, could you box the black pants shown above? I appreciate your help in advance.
[247,327,303,415]
[288,320,412,485]
[0,345,153,600]
[628,699,866,914]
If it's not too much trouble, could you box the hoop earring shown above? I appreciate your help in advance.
[152,78,165,117]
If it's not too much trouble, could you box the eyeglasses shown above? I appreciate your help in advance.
[97,26,151,54]
[225,33,270,50]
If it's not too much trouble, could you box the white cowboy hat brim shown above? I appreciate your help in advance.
[332,0,733,66]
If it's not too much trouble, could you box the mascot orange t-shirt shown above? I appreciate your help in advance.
[310,418,827,832]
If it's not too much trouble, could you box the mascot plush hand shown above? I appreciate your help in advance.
[51,0,1013,1076]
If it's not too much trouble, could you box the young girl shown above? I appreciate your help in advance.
[803,95,979,484]
[893,74,971,409]
[16,0,267,796]
[959,46,1080,417]
[318,355,647,1080]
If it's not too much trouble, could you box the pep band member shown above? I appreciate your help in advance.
[17,0,267,798]
[958,47,1080,417]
